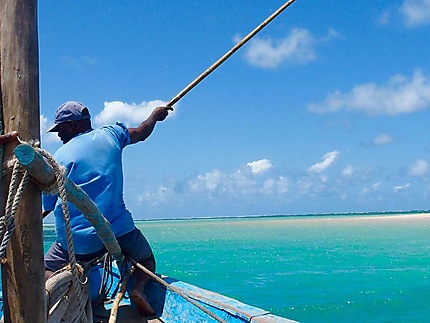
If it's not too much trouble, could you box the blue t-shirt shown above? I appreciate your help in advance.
[43,123,135,254]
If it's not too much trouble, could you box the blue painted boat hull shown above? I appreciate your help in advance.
[143,276,297,323]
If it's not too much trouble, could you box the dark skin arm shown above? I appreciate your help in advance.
[0,131,18,144]
[128,106,172,144]
[1,131,19,170]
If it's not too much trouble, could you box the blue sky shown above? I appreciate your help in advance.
[38,1,430,220]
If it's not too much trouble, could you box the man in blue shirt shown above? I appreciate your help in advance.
[43,101,171,316]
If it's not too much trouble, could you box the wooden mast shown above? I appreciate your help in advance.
[0,0,45,322]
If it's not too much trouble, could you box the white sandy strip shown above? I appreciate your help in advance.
[303,213,430,224]
[345,213,430,221]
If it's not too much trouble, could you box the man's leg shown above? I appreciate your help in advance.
[117,228,156,316]
[44,241,69,281]
[129,253,156,316]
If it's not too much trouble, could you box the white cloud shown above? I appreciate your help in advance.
[94,100,171,127]
[180,159,277,197]
[40,114,60,144]
[393,183,411,192]
[189,170,225,193]
[262,179,275,194]
[242,28,339,68]
[40,114,48,128]
[231,169,256,191]
[261,176,288,195]
[408,159,429,176]
[342,164,354,176]
[308,69,430,116]
[308,151,339,173]
[400,0,430,27]
[373,134,394,145]
[40,100,172,146]
[362,182,381,194]
[136,185,171,206]
[133,163,292,214]
[376,10,391,25]
[246,159,272,175]
[276,176,289,194]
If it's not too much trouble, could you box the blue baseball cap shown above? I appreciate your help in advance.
[47,101,91,132]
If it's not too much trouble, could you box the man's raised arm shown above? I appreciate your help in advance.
[128,106,172,144]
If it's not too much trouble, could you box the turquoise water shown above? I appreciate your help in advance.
[4,213,430,322]
[135,214,430,322]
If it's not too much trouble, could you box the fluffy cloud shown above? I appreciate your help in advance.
[308,69,430,116]
[393,183,411,192]
[276,176,289,194]
[342,165,354,177]
[39,100,172,145]
[373,134,394,145]
[189,170,226,193]
[400,0,430,27]
[376,10,391,25]
[408,159,429,176]
[261,177,288,195]
[136,185,171,207]
[362,182,381,195]
[308,151,339,173]
[40,114,60,144]
[241,28,339,68]
[246,159,272,175]
[94,100,171,127]
[131,150,426,217]
[155,159,276,199]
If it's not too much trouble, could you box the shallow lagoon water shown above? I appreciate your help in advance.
[136,214,430,322]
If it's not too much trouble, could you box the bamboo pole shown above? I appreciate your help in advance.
[167,0,296,107]
[0,0,45,322]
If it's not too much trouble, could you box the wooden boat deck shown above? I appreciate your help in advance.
[92,301,157,322]
[93,304,162,322]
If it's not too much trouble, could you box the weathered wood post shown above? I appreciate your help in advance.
[0,0,45,322]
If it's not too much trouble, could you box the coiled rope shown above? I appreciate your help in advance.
[0,137,38,260]
[0,137,88,323]
[0,157,29,260]
[38,148,88,323]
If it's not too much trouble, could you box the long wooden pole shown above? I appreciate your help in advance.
[167,0,296,107]
[0,0,45,322]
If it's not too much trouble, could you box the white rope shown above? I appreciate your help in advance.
[0,159,30,260]
[38,149,88,323]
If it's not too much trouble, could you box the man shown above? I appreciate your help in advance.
[42,101,171,316]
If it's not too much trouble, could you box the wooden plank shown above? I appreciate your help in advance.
[0,0,45,322]
[93,303,163,323]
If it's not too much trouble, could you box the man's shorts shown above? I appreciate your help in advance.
[45,227,153,272]
[116,227,153,263]
[44,241,106,272]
